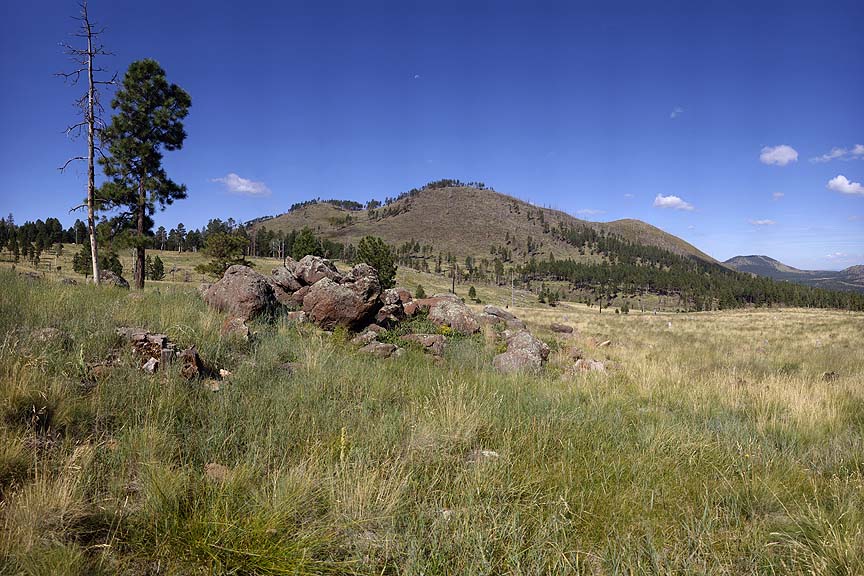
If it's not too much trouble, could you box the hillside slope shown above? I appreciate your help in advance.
[724,255,864,293]
[253,185,717,265]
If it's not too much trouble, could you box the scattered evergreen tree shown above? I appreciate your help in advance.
[356,236,397,289]
[72,241,122,276]
[468,285,478,302]
[145,254,165,280]
[195,232,252,277]
[291,227,323,260]
[99,59,191,289]
[415,284,427,299]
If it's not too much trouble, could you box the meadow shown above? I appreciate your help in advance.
[1,267,863,575]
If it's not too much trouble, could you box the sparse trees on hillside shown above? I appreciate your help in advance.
[99,59,191,289]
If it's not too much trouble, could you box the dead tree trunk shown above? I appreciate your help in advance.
[58,0,115,285]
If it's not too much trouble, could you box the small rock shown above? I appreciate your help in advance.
[483,305,517,322]
[219,368,232,379]
[351,330,379,347]
[359,342,397,359]
[60,278,78,285]
[549,323,574,334]
[142,357,159,374]
[220,317,250,340]
[284,310,307,323]
[365,324,386,333]
[572,359,606,373]
[179,346,205,380]
[204,462,232,482]
[466,449,500,463]
[401,334,446,356]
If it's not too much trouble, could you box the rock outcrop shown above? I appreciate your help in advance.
[427,300,480,334]
[295,255,342,285]
[493,330,550,374]
[302,264,382,330]
[202,265,277,321]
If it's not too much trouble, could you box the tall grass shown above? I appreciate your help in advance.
[1,270,863,574]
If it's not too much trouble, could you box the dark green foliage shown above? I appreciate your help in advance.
[72,242,122,276]
[415,284,427,299]
[356,236,397,289]
[468,286,477,302]
[99,59,191,288]
[195,233,252,278]
[291,227,324,260]
[146,255,165,280]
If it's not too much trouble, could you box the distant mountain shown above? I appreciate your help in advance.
[252,184,718,265]
[724,255,864,293]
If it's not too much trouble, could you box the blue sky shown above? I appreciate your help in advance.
[1,0,862,269]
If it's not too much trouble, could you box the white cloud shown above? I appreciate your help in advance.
[772,192,785,200]
[810,144,864,163]
[670,106,684,119]
[825,252,848,260]
[759,144,798,166]
[749,219,776,226]
[827,174,864,196]
[211,173,271,197]
[575,208,605,216]
[653,194,694,211]
[623,193,634,199]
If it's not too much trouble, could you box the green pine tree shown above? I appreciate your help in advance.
[356,236,397,289]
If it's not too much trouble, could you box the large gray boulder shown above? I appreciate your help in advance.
[202,265,277,320]
[493,330,550,374]
[92,270,129,289]
[427,299,480,335]
[302,264,381,330]
[295,255,342,285]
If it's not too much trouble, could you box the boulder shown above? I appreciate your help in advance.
[302,265,382,330]
[550,323,574,334]
[97,270,130,289]
[432,292,462,302]
[375,303,403,325]
[271,264,303,293]
[403,301,419,316]
[401,333,446,356]
[220,317,250,341]
[483,305,516,322]
[202,265,277,321]
[295,255,342,285]
[359,341,398,359]
[427,300,480,334]
[493,330,550,374]
[290,285,311,306]
[394,287,413,304]
[142,357,159,374]
[198,282,212,297]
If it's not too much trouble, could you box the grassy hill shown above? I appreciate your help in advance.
[252,185,717,265]
[2,271,864,573]
[724,255,864,293]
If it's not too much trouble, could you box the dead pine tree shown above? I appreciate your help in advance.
[57,0,115,285]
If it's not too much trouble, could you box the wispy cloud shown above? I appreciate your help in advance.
[825,252,848,260]
[810,144,864,163]
[849,215,864,222]
[623,193,634,199]
[760,144,798,166]
[670,106,684,119]
[749,219,776,226]
[575,208,605,216]
[827,174,864,196]
[772,192,785,200]
[211,173,272,197]
[653,194,694,211]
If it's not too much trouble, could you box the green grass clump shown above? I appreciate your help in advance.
[1,270,864,574]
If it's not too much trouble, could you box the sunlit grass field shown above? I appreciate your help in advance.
[1,269,862,574]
